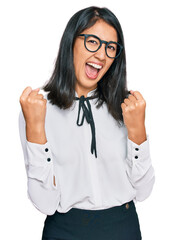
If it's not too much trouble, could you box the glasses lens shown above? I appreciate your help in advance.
[85,35,100,52]
[106,43,121,58]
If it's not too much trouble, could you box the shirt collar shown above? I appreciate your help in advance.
[75,88,98,98]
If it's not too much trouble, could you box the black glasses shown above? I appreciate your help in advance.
[79,34,123,59]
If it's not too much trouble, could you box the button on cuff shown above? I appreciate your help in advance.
[127,135,150,164]
[26,141,53,166]
[44,147,52,163]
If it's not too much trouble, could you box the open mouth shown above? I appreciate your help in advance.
[85,62,103,80]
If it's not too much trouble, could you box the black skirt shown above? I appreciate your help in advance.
[42,201,142,240]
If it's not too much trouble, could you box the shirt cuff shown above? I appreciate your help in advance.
[26,141,54,182]
[127,134,150,164]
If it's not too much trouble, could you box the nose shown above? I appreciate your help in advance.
[94,44,106,61]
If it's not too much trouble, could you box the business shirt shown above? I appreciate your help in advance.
[19,88,155,215]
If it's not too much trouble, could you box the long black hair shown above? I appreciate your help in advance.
[43,6,129,124]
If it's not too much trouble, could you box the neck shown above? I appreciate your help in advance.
[75,84,97,98]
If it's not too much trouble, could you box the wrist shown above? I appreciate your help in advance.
[26,123,47,144]
[26,122,45,131]
[128,125,147,145]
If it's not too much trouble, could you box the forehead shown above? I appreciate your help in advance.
[81,19,118,42]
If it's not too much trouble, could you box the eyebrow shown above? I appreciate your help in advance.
[79,34,118,43]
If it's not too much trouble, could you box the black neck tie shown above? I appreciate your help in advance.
[75,95,98,158]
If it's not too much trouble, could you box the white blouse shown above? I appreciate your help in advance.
[19,88,155,215]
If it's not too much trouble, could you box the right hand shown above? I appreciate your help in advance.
[19,86,47,143]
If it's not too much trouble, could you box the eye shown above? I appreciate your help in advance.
[85,36,100,51]
[107,45,116,51]
[87,40,98,45]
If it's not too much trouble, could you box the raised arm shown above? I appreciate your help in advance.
[121,90,155,201]
[19,87,60,215]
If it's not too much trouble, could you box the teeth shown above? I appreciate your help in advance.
[87,62,102,70]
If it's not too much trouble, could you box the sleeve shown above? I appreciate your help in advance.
[18,110,61,215]
[125,134,155,202]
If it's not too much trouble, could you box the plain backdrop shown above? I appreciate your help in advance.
[0,0,174,239]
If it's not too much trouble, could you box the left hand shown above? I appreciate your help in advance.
[121,90,146,134]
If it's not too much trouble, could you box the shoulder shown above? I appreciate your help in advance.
[42,90,76,118]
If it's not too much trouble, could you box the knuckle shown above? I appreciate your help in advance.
[39,100,44,106]
[140,99,146,106]
[27,97,32,103]
[39,99,47,107]
[26,86,32,91]
[27,96,37,105]
[124,107,129,113]
[131,104,135,110]
[135,102,139,107]
[128,106,134,112]
[128,95,133,100]
[19,96,24,103]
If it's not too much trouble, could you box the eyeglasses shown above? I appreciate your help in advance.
[78,34,123,59]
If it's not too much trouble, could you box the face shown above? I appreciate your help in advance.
[73,19,118,97]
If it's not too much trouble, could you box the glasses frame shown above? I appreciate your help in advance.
[78,34,123,59]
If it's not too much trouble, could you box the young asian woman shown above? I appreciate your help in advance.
[19,6,155,240]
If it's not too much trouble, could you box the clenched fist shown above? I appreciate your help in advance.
[19,86,47,144]
[121,90,147,145]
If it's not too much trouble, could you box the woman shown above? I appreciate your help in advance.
[19,6,155,240]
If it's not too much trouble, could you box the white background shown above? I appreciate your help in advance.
[0,0,174,239]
